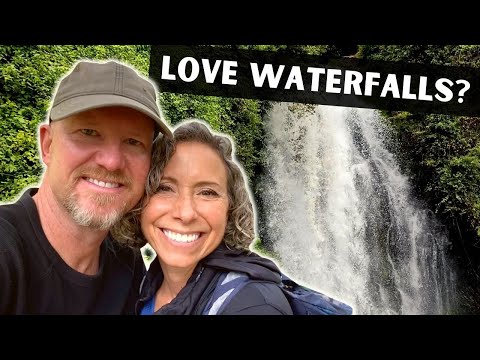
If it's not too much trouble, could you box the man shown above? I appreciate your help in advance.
[0,60,172,314]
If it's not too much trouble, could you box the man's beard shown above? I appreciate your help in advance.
[64,192,128,231]
[61,167,133,231]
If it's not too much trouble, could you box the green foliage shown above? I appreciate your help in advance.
[439,146,480,236]
[452,46,480,67]
[358,45,458,65]
[236,44,341,57]
[238,44,331,55]
[0,45,150,202]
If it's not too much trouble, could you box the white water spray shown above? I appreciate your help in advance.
[258,103,457,314]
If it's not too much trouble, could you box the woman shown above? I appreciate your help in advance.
[112,120,293,315]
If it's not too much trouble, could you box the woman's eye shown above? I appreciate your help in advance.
[157,184,173,192]
[199,189,218,197]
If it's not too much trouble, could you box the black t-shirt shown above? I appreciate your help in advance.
[0,188,145,315]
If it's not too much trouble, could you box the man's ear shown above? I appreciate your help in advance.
[39,124,53,166]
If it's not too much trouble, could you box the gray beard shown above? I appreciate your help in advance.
[63,192,128,231]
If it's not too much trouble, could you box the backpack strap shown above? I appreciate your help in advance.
[202,271,250,315]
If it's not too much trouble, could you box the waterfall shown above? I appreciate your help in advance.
[257,103,457,315]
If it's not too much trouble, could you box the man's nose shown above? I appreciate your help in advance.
[94,142,126,172]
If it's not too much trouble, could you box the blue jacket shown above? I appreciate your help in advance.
[135,244,293,315]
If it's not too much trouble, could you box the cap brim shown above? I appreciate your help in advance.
[50,94,173,138]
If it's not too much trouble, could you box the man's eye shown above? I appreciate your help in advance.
[81,129,98,136]
[126,138,142,146]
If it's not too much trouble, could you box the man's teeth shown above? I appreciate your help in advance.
[163,229,200,243]
[86,178,120,188]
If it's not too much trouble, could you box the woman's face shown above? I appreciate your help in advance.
[141,141,229,272]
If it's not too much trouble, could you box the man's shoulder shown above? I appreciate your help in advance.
[0,198,21,218]
[0,195,31,268]
[0,200,25,237]
[0,188,39,248]
[0,188,37,225]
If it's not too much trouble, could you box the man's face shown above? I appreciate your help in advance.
[40,106,155,230]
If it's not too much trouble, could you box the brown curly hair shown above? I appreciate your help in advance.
[111,119,256,251]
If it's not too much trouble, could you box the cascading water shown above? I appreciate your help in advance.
[257,103,457,315]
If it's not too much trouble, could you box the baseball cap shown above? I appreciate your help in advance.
[49,60,172,138]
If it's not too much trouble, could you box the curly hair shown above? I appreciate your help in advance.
[111,119,256,251]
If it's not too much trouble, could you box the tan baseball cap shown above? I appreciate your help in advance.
[49,60,172,138]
